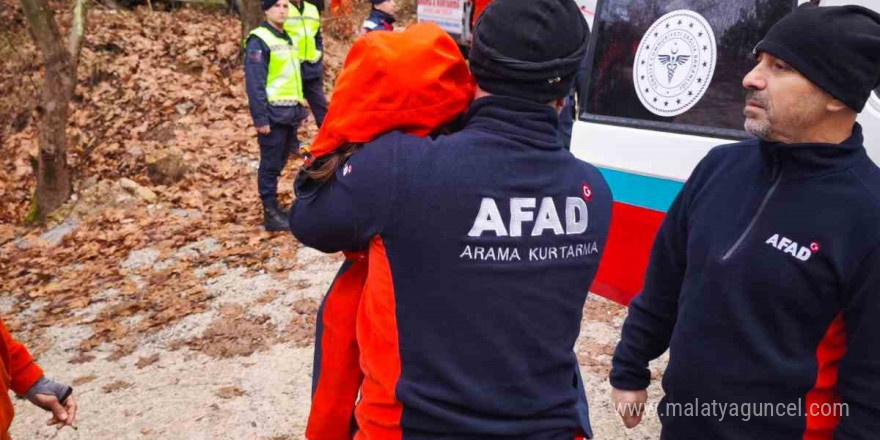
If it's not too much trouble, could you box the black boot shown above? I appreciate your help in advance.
[262,198,289,232]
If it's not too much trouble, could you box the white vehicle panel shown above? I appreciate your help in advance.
[572,0,880,179]
[570,123,724,183]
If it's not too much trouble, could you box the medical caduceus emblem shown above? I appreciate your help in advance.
[633,10,717,117]
[658,47,690,85]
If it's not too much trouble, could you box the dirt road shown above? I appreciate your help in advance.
[7,238,665,440]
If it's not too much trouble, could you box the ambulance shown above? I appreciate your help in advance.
[418,0,880,304]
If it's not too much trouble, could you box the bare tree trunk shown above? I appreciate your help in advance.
[238,0,263,39]
[20,0,87,222]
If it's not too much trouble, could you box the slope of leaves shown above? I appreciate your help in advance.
[0,3,355,354]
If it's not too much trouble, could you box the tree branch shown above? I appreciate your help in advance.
[68,0,88,71]
[20,0,66,64]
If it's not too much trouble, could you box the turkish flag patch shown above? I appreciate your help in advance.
[581,182,593,201]
[246,50,263,63]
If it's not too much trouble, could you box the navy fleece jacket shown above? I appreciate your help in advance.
[611,124,880,440]
[291,95,612,439]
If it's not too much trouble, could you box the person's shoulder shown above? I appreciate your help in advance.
[566,154,602,177]
[680,138,762,185]
[849,156,880,210]
[337,132,432,185]
[245,31,266,47]
[362,17,380,30]
[304,0,323,11]
[705,138,759,161]
[245,25,273,46]
[706,138,761,164]
[568,157,612,199]
[364,131,433,156]
[353,131,432,162]
[244,34,269,65]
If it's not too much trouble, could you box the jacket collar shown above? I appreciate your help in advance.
[369,8,396,25]
[260,21,292,42]
[759,123,867,180]
[462,95,562,150]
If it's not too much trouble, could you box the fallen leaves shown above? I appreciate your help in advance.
[102,380,133,393]
[215,386,246,399]
[68,352,96,365]
[135,353,160,369]
[180,309,278,359]
[72,375,96,386]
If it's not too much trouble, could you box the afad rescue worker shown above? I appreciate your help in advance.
[244,0,307,232]
[611,4,880,440]
[290,0,611,437]
[361,0,396,34]
[297,23,474,440]
[285,0,328,127]
[1,319,78,439]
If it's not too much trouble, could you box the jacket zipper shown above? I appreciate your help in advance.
[301,15,309,62]
[721,171,783,261]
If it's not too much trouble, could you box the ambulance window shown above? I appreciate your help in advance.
[581,0,797,139]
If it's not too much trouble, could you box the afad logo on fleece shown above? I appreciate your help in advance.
[765,234,820,262]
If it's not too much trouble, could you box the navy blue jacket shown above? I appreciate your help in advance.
[243,22,307,127]
[362,8,395,33]
[291,95,612,439]
[611,125,880,440]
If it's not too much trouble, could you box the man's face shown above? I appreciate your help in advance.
[265,0,289,26]
[375,0,397,15]
[742,52,832,142]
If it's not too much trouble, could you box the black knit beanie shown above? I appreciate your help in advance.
[369,0,387,4]
[754,3,880,112]
[468,0,589,103]
[261,0,275,11]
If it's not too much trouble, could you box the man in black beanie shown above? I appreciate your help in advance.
[290,0,612,438]
[611,4,880,439]
[469,0,589,105]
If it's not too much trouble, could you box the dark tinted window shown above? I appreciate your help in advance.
[582,0,796,138]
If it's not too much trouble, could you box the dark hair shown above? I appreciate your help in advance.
[303,143,362,182]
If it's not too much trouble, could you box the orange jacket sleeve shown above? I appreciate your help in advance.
[306,257,367,440]
[0,319,43,395]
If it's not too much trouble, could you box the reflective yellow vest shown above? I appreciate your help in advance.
[285,1,322,64]
[247,26,304,106]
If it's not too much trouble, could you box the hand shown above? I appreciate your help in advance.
[611,387,647,429]
[28,393,77,429]
[255,125,271,135]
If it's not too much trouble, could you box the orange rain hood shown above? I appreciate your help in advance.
[307,22,475,159]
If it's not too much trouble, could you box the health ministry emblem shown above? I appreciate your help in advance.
[633,10,717,117]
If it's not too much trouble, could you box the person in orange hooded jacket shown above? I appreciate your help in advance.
[0,318,78,439]
[294,23,474,440]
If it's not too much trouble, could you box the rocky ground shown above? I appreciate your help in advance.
[1,3,667,439]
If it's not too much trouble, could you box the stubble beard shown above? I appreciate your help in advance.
[744,91,772,140]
